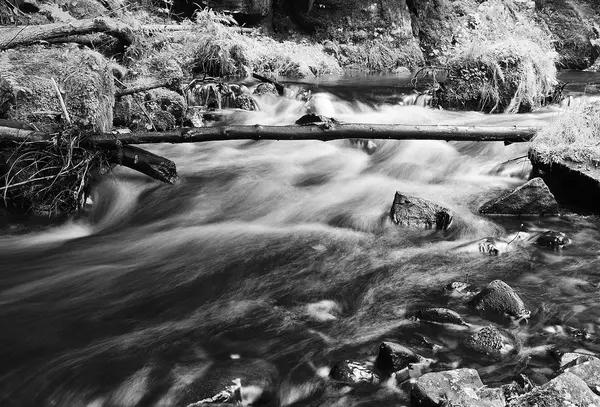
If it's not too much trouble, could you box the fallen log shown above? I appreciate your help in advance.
[92,124,538,146]
[0,124,539,146]
[0,17,134,50]
[108,145,178,184]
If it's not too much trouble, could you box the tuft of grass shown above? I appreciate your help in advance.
[443,39,558,113]
[530,101,600,165]
[438,0,558,113]
[126,8,342,79]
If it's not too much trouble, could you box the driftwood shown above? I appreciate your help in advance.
[0,124,539,146]
[0,17,134,50]
[108,145,178,184]
[252,73,284,96]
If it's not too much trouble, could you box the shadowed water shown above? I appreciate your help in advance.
[1,85,600,407]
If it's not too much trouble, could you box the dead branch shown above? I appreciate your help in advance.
[108,145,177,184]
[116,79,178,98]
[0,17,134,50]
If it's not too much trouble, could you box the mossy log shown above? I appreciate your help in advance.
[0,124,539,146]
[0,18,134,50]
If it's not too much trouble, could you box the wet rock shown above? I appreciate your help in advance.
[329,360,379,384]
[295,113,337,126]
[467,280,531,322]
[234,94,258,111]
[443,282,476,298]
[479,177,559,216]
[554,351,597,368]
[177,359,277,406]
[253,83,278,96]
[0,45,114,133]
[464,325,515,359]
[375,342,423,373]
[508,372,600,406]
[535,230,571,250]
[411,368,504,407]
[390,192,453,230]
[556,355,600,395]
[411,307,468,326]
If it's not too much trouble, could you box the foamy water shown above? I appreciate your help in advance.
[0,86,599,407]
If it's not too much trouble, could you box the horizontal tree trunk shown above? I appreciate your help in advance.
[90,124,538,146]
[0,17,134,50]
[0,124,539,146]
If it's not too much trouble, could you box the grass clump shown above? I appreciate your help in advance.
[530,101,600,165]
[438,0,558,113]
[126,9,342,79]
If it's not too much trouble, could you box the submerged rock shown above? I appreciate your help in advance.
[479,178,559,216]
[535,230,571,250]
[177,359,277,406]
[464,325,515,359]
[411,368,504,407]
[443,282,476,299]
[411,307,468,326]
[390,192,453,230]
[375,342,424,373]
[508,372,600,406]
[468,280,531,322]
[329,360,379,384]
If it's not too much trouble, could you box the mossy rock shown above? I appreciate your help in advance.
[114,88,186,130]
[0,44,115,132]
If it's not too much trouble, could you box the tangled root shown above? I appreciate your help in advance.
[0,130,108,216]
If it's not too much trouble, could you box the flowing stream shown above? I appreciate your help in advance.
[1,75,600,407]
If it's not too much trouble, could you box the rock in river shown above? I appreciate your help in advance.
[411,368,504,407]
[555,355,600,395]
[479,177,559,216]
[509,372,600,406]
[329,360,379,384]
[535,230,571,250]
[468,280,531,322]
[464,325,516,359]
[411,307,469,326]
[375,342,425,373]
[390,192,453,230]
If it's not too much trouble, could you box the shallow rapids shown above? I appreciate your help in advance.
[1,86,600,407]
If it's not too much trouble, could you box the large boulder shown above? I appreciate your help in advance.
[0,44,115,132]
[536,0,600,69]
[555,355,600,395]
[468,280,531,322]
[390,192,453,230]
[508,372,600,406]
[411,368,504,407]
[479,178,559,216]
